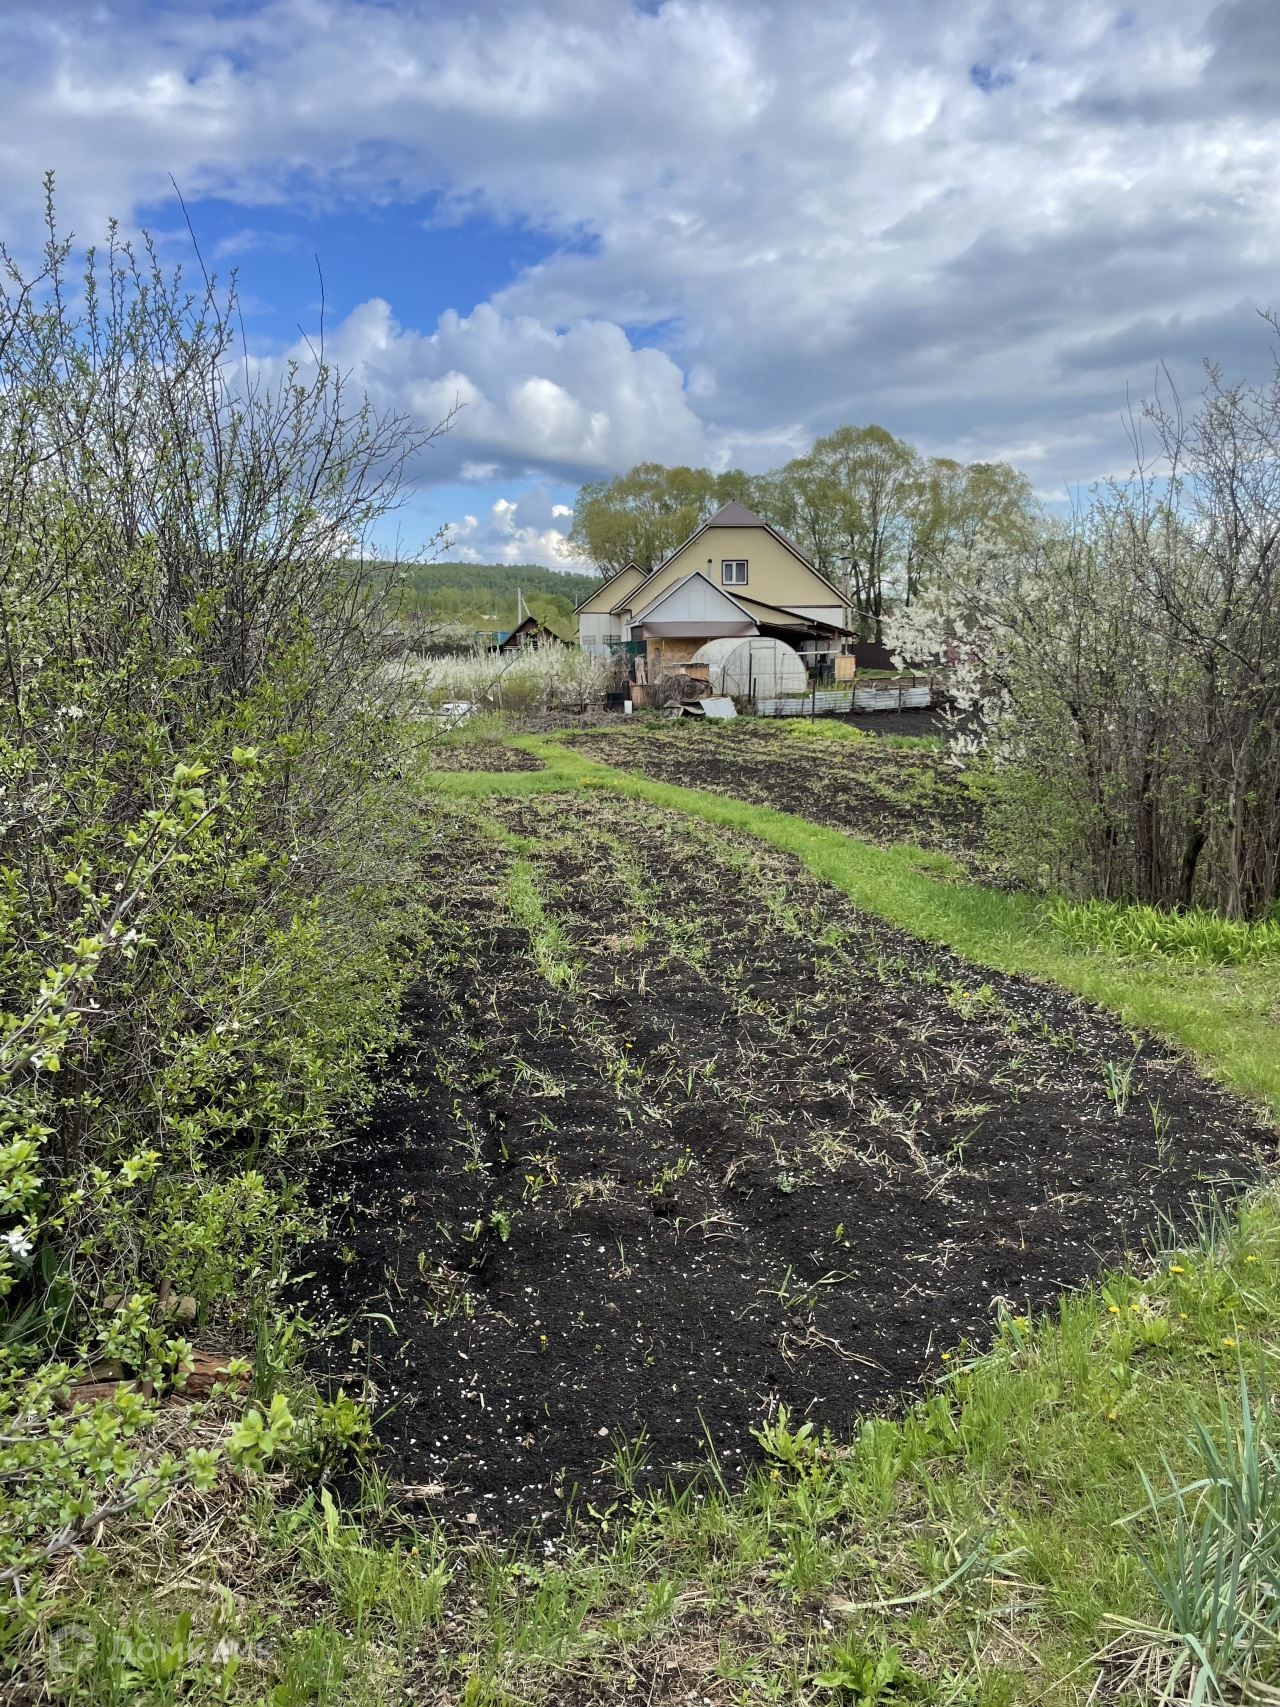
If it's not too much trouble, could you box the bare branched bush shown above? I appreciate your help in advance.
[890,343,1280,920]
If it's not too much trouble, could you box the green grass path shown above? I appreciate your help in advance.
[428,737,1280,1120]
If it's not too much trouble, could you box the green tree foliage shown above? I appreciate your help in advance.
[521,592,577,638]
[0,193,438,1419]
[754,427,1036,640]
[386,559,601,625]
[757,426,919,637]
[569,438,1034,638]
[568,462,755,575]
[904,457,1038,600]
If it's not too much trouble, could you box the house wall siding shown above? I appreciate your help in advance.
[579,612,625,648]
[577,567,642,616]
[621,528,839,620]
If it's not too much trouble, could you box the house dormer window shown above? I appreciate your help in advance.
[721,559,748,586]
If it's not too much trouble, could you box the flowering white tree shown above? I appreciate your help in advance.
[887,358,1280,922]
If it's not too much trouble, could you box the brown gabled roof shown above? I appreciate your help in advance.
[733,596,857,636]
[703,499,767,528]
[497,614,564,651]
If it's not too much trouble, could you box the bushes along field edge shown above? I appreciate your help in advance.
[0,197,445,1592]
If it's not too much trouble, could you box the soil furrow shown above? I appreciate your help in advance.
[300,790,1269,1536]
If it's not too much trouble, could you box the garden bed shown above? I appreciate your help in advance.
[300,791,1270,1537]
[556,718,986,866]
[427,741,546,771]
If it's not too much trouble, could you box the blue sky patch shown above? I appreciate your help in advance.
[140,192,562,345]
[969,62,1015,93]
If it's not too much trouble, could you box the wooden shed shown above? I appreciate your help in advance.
[497,616,565,653]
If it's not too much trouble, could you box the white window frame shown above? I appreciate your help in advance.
[721,559,748,586]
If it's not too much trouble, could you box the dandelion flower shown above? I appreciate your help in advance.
[1247,1255,1258,1263]
[1169,1264,1185,1274]
[941,1352,951,1361]
[1222,1336,1236,1347]
[1108,1305,1120,1314]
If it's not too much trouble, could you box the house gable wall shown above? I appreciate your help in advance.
[631,571,753,627]
[577,565,642,616]
[619,528,843,623]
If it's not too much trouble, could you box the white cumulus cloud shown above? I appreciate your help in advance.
[259,296,709,482]
[448,485,587,566]
[2,0,1280,492]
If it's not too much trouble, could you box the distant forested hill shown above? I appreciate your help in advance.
[385,561,601,606]
[374,560,603,637]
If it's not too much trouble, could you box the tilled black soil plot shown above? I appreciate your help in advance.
[557,719,986,866]
[427,741,546,772]
[301,792,1271,1536]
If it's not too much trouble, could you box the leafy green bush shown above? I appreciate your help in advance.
[0,190,442,1586]
[1047,897,1280,966]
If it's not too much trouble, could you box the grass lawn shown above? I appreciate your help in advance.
[15,730,1280,1707]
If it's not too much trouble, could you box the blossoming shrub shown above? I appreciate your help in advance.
[886,355,1280,920]
[399,643,611,720]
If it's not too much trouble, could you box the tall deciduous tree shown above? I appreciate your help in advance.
[903,458,1038,605]
[792,424,919,640]
[572,436,1034,641]
[568,463,754,575]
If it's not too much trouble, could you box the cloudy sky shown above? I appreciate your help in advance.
[3,1,1278,565]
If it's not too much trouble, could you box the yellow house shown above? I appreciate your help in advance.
[574,501,853,674]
